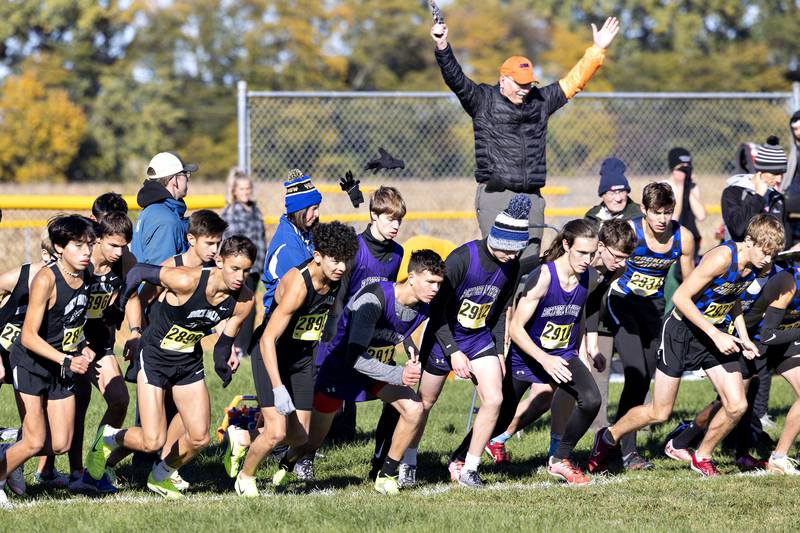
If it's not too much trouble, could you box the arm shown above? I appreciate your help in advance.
[432,24,482,116]
[0,266,22,300]
[755,272,800,346]
[258,270,305,391]
[689,184,707,221]
[556,17,618,100]
[679,227,696,279]
[432,247,468,356]
[721,187,764,241]
[214,288,256,386]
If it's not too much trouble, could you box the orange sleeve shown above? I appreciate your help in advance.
[557,45,606,100]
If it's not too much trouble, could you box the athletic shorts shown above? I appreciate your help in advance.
[425,346,498,376]
[607,293,665,341]
[251,343,315,411]
[12,364,74,399]
[656,314,741,378]
[508,348,578,385]
[138,347,205,389]
[314,354,388,406]
[743,343,800,378]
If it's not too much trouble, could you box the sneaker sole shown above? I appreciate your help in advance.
[689,463,717,477]
[547,467,591,486]
[664,447,692,463]
[588,431,609,473]
[146,482,183,499]
[456,479,483,489]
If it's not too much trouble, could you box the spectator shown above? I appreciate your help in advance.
[130,152,195,264]
[721,136,790,247]
[260,169,322,314]
[782,111,800,242]
[664,147,705,249]
[585,158,641,224]
[221,167,267,356]
[431,17,619,273]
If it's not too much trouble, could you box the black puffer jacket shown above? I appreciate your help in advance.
[436,45,568,193]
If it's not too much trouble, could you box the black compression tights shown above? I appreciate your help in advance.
[552,358,602,460]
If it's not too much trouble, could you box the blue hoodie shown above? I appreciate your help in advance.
[131,180,189,264]
[261,214,314,311]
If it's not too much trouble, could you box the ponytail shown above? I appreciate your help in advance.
[540,219,598,263]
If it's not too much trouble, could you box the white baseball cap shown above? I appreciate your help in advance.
[146,152,198,180]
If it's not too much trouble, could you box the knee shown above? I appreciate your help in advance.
[51,440,71,455]
[725,398,748,420]
[480,392,503,412]
[420,394,438,412]
[650,404,672,424]
[22,434,46,456]
[188,432,211,451]
[269,427,287,446]
[142,434,166,453]
[579,389,602,415]
[403,400,424,423]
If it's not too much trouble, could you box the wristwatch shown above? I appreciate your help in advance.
[129,326,143,335]
[61,354,73,378]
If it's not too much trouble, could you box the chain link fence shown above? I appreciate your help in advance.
[240,88,799,181]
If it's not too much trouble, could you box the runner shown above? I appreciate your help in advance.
[404,195,527,488]
[233,222,358,496]
[85,236,256,498]
[589,214,784,477]
[0,215,96,507]
[275,250,445,495]
[605,182,695,469]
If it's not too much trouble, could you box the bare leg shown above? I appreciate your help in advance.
[695,365,747,458]
[608,370,681,443]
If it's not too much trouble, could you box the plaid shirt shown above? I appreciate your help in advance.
[221,201,267,275]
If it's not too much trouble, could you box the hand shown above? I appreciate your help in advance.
[69,354,90,375]
[214,347,234,387]
[588,345,607,372]
[123,333,140,361]
[740,338,760,360]
[592,17,620,50]
[364,148,405,174]
[102,302,126,329]
[407,345,419,366]
[450,351,472,380]
[431,23,448,50]
[709,330,743,356]
[272,385,296,416]
[540,355,572,384]
[339,170,364,208]
[81,346,96,363]
[402,362,422,386]
[227,348,240,373]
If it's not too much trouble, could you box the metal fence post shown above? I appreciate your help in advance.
[793,82,800,113]
[237,80,249,173]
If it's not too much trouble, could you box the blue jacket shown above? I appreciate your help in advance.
[261,215,314,310]
[131,181,189,264]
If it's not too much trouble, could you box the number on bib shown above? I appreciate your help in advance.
[367,345,396,364]
[626,272,663,297]
[457,299,492,329]
[0,323,21,351]
[62,325,85,352]
[160,325,205,353]
[539,321,573,350]
[703,302,735,325]
[292,312,327,341]
[86,292,113,319]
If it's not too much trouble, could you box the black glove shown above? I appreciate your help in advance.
[102,301,126,330]
[339,170,364,208]
[364,148,405,174]
[214,352,233,388]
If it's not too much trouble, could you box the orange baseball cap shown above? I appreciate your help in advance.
[500,56,537,85]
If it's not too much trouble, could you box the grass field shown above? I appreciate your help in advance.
[1,352,800,532]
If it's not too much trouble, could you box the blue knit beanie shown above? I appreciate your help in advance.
[597,158,630,196]
[488,194,531,252]
[284,169,323,214]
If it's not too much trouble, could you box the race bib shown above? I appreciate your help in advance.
[62,324,85,352]
[367,345,396,364]
[457,298,492,329]
[626,272,663,297]
[0,323,21,351]
[539,321,573,350]
[160,325,205,353]
[86,292,113,319]
[703,302,735,325]
[292,312,327,342]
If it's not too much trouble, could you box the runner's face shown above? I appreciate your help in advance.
[190,234,223,263]
[565,237,597,274]
[491,248,521,263]
[410,270,443,303]
[98,234,128,264]
[598,242,629,272]
[60,238,94,271]
[793,123,800,141]
[644,207,673,233]
[602,189,628,214]
[319,254,346,282]
[220,254,252,291]
[233,179,253,204]
[372,212,402,241]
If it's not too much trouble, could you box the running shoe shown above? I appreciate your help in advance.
[374,473,400,495]
[588,427,617,473]
[398,464,417,488]
[34,469,70,489]
[623,452,655,471]
[664,439,692,462]
[86,424,116,480]
[547,457,591,486]
[146,472,184,499]
[272,465,291,487]
[235,473,259,497]
[759,414,777,432]
[484,441,511,464]
[223,427,248,479]
[69,470,98,493]
[767,454,800,475]
[690,453,719,477]
[735,453,768,472]
[447,459,464,482]
[171,470,189,491]
[458,469,483,489]
[0,444,24,496]
[294,456,315,482]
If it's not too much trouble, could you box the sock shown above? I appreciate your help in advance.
[548,433,562,457]
[490,432,513,445]
[151,461,176,482]
[401,448,417,467]
[694,452,710,461]
[380,456,400,478]
[621,432,637,457]
[672,422,702,449]
[103,426,121,451]
[602,429,616,446]
[464,453,481,473]
[770,452,786,459]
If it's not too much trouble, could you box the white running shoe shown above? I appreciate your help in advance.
[171,470,190,491]
[767,454,800,475]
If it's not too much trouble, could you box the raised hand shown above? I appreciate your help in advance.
[592,17,620,50]
[431,23,448,50]
[339,170,364,208]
